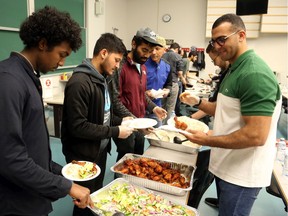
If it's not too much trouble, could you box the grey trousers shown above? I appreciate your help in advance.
[162,82,179,124]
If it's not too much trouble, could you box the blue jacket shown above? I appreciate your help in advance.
[145,58,172,106]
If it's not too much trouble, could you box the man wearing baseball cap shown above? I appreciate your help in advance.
[113,28,167,162]
[136,27,160,45]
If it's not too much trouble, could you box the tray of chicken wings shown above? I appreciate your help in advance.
[111,153,196,196]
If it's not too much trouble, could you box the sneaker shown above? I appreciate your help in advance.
[205,197,219,208]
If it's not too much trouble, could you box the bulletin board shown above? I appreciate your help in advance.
[35,0,86,70]
[0,0,27,61]
[0,0,28,28]
[0,0,86,71]
[0,31,23,61]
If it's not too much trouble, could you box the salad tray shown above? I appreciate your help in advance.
[90,178,199,216]
[111,153,195,196]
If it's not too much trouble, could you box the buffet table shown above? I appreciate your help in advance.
[144,145,198,205]
[273,161,288,210]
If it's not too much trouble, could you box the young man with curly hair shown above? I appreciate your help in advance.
[0,6,92,215]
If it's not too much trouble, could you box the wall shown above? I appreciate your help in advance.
[105,0,129,47]
[97,0,288,84]
[85,0,106,57]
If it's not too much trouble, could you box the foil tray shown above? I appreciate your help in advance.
[110,153,196,196]
[146,134,201,154]
[90,178,199,216]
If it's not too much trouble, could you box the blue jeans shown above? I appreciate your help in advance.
[215,176,261,216]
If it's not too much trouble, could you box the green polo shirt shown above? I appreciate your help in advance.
[209,49,282,187]
[219,49,281,116]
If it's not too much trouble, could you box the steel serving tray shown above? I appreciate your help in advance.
[110,153,196,196]
[90,178,199,216]
[145,129,201,154]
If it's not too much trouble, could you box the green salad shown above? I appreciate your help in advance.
[92,181,196,216]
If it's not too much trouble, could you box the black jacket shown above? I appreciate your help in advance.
[61,59,125,162]
[0,52,71,215]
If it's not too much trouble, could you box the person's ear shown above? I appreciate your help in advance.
[100,49,108,59]
[39,39,48,51]
[131,40,136,50]
[238,30,246,42]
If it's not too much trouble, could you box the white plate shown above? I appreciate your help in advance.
[167,116,209,133]
[62,161,101,182]
[150,89,165,99]
[122,118,157,129]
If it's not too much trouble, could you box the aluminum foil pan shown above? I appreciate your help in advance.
[90,178,199,216]
[110,153,196,196]
[145,129,201,154]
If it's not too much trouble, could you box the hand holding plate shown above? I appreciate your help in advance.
[179,92,200,106]
[118,125,134,138]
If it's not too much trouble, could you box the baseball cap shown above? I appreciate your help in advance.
[136,27,161,46]
[156,35,166,47]
[189,46,197,56]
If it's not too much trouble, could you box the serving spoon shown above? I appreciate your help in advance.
[89,204,125,216]
[173,136,188,144]
[113,212,125,216]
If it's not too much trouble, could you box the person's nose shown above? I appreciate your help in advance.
[116,62,120,69]
[143,52,151,58]
[58,58,65,67]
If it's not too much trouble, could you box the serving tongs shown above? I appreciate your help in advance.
[147,127,171,142]
[150,129,162,140]
[159,125,190,135]
[89,204,125,216]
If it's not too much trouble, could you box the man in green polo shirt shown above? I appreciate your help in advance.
[180,13,281,216]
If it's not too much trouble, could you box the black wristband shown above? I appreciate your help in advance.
[195,98,202,107]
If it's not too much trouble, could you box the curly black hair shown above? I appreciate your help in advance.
[19,6,82,52]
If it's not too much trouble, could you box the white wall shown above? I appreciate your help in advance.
[85,0,106,57]
[87,0,287,84]
[105,0,129,46]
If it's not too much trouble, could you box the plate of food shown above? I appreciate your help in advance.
[167,116,209,133]
[62,160,101,182]
[122,118,157,129]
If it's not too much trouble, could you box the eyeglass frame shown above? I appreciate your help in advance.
[209,30,240,47]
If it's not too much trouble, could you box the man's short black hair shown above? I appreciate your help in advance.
[170,42,180,50]
[93,33,127,56]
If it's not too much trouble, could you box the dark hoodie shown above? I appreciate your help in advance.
[61,58,121,162]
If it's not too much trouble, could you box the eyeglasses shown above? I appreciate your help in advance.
[209,30,240,47]
[211,55,219,65]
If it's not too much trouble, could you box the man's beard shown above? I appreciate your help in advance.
[132,48,147,64]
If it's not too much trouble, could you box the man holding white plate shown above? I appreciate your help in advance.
[61,33,134,216]
[112,28,167,162]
